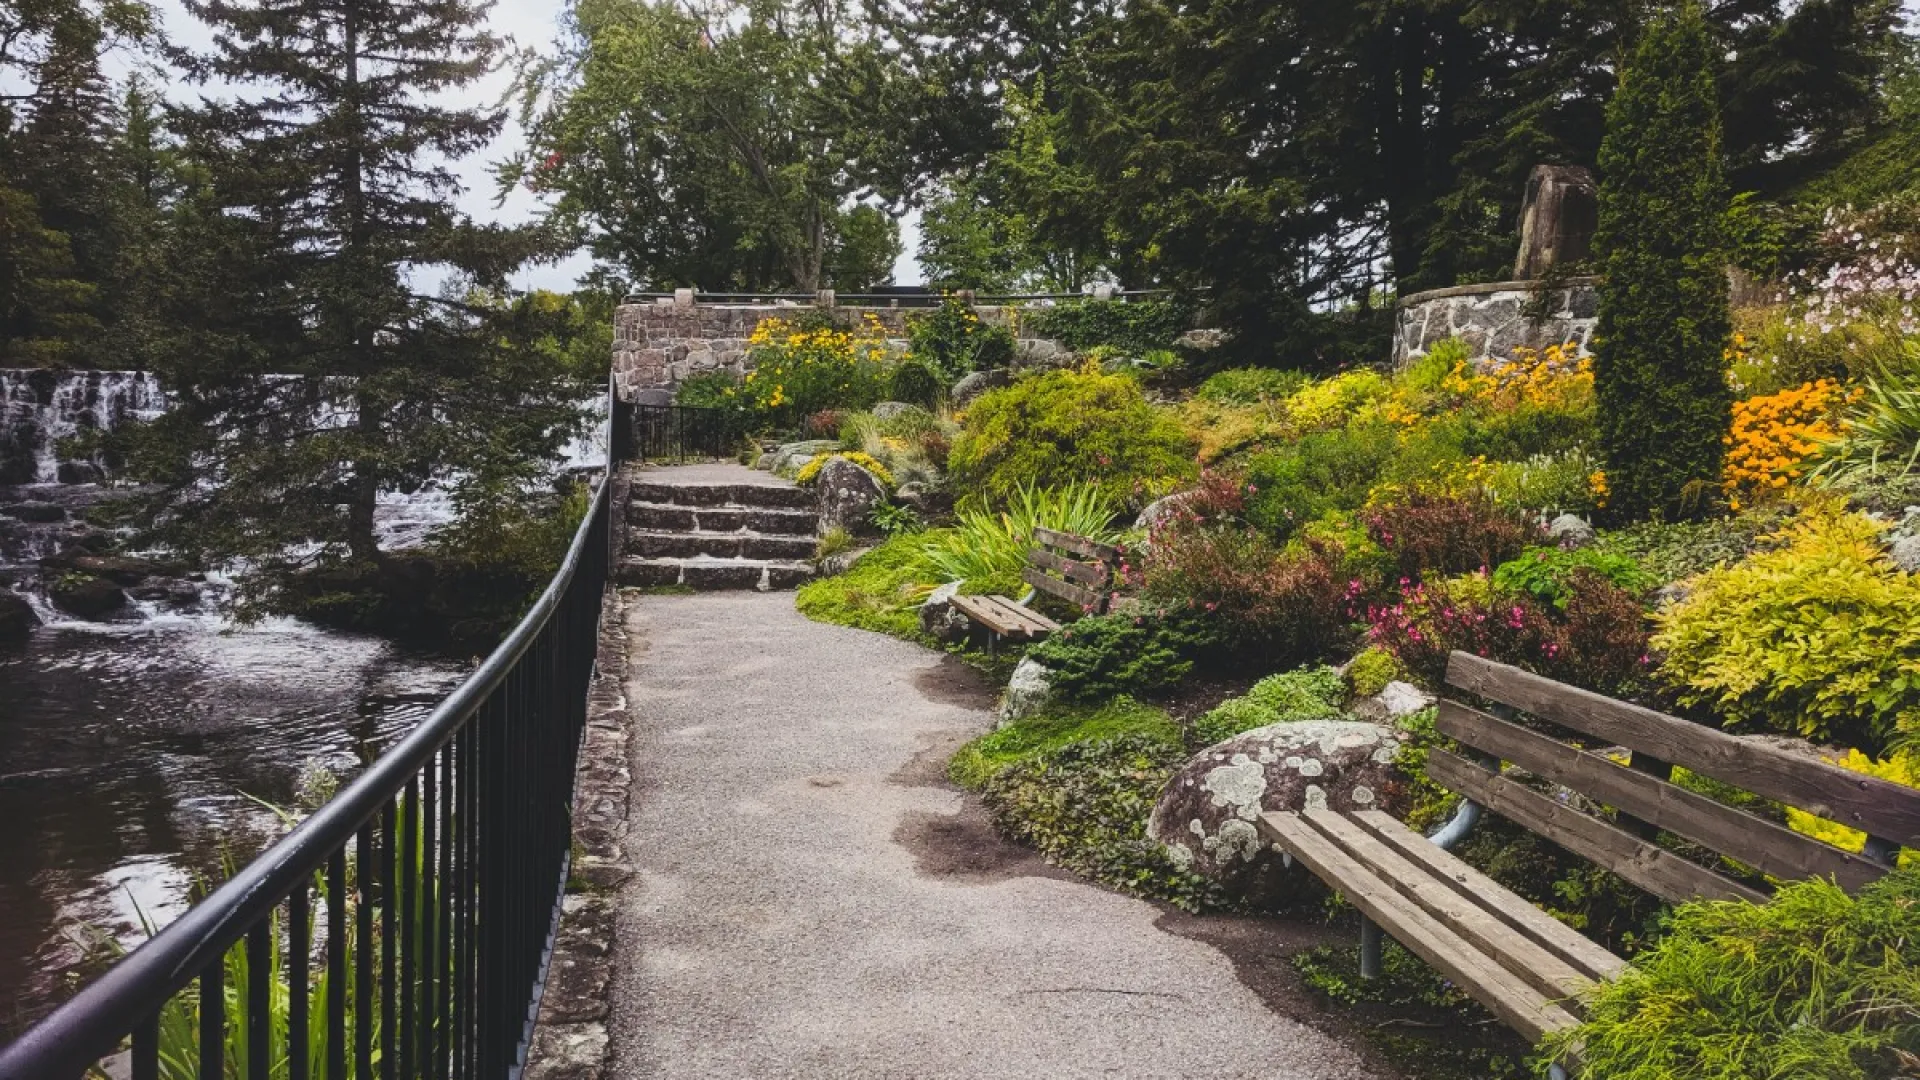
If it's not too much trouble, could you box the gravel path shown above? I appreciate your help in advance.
[608,591,1377,1079]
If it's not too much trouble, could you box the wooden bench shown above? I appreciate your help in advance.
[948,527,1122,651]
[1258,650,1920,1073]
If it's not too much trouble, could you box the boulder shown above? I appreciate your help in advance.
[999,657,1056,727]
[55,462,104,485]
[763,440,840,479]
[1175,328,1227,351]
[0,591,37,640]
[919,581,970,644]
[3,502,65,523]
[49,575,127,619]
[951,369,1012,409]
[1349,680,1436,725]
[894,482,954,521]
[1148,720,1410,904]
[1893,535,1920,574]
[1135,490,1197,532]
[870,401,918,421]
[813,456,887,536]
[64,554,176,586]
[1547,513,1596,549]
[1012,339,1071,370]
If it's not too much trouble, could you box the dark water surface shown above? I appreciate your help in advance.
[0,610,466,1034]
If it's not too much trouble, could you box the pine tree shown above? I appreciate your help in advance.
[1592,1,1732,521]
[123,0,585,604]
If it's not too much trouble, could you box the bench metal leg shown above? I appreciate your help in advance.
[1358,917,1382,980]
[1549,1064,1569,1080]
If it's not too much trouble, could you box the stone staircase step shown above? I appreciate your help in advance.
[628,502,818,536]
[630,530,818,561]
[630,481,813,510]
[617,556,815,591]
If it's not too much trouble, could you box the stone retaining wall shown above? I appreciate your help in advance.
[612,296,1067,402]
[1392,277,1599,369]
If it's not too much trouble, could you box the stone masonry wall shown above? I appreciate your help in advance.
[1392,277,1599,369]
[612,296,1067,402]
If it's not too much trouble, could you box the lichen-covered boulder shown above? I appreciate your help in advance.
[814,456,887,536]
[0,591,37,640]
[871,401,918,421]
[951,369,1011,409]
[1148,720,1410,904]
[919,581,969,644]
[999,657,1054,727]
[1350,680,1436,725]
[1134,490,1196,531]
[759,439,839,478]
[1547,513,1596,548]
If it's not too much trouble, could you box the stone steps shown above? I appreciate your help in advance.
[627,502,817,536]
[619,469,820,592]
[629,530,818,561]
[616,555,815,592]
[630,481,813,510]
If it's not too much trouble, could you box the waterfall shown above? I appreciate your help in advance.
[0,369,168,486]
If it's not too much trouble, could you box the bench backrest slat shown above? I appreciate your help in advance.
[1429,749,1771,905]
[1438,701,1887,892]
[1022,529,1121,613]
[1445,652,1920,848]
[1022,566,1104,611]
[1034,526,1122,564]
[1029,547,1112,588]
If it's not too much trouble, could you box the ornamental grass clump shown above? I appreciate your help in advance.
[917,480,1123,594]
[1652,507,1920,754]
[1543,865,1920,1080]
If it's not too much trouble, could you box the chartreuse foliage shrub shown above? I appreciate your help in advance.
[1345,646,1404,698]
[980,733,1219,911]
[1491,546,1656,611]
[949,365,1196,506]
[948,697,1181,791]
[1026,608,1217,704]
[794,450,895,489]
[1591,0,1733,520]
[1242,421,1396,538]
[1652,507,1920,754]
[1785,749,1920,867]
[917,480,1123,595]
[1542,866,1920,1080]
[794,531,940,639]
[1193,665,1346,745]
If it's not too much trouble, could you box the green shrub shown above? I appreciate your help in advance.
[1401,337,1473,394]
[1193,665,1346,744]
[794,532,941,639]
[1026,609,1212,704]
[868,502,924,537]
[887,358,944,407]
[1652,508,1920,753]
[1284,369,1391,432]
[1491,546,1657,611]
[1592,511,1787,586]
[948,366,1196,507]
[917,480,1124,594]
[1196,367,1308,405]
[1592,0,1733,520]
[1243,422,1396,538]
[979,732,1219,910]
[907,296,1015,381]
[740,315,894,431]
[1345,646,1404,698]
[949,697,1183,790]
[1543,866,1920,1080]
[1025,297,1193,355]
[1478,450,1602,516]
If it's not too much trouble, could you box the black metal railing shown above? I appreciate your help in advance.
[0,396,622,1080]
[620,288,1182,307]
[630,403,732,462]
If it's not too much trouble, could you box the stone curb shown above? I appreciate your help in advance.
[524,589,631,1080]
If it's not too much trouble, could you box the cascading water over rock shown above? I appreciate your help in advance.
[0,369,168,486]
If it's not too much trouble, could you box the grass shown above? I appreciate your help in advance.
[794,531,942,640]
[947,697,1182,790]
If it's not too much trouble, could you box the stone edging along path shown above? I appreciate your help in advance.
[523,589,632,1080]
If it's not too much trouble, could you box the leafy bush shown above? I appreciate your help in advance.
[1345,646,1405,698]
[1363,489,1543,579]
[795,450,895,489]
[1027,609,1214,704]
[1284,369,1391,432]
[1652,508,1920,753]
[887,358,944,407]
[1543,866,1920,1080]
[1491,546,1657,611]
[868,502,924,537]
[1785,749,1919,866]
[1808,350,1920,490]
[1477,450,1604,517]
[948,366,1196,507]
[1025,297,1193,355]
[907,296,1015,381]
[1242,422,1396,538]
[1196,367,1308,405]
[949,697,1182,790]
[979,733,1220,910]
[917,481,1123,594]
[736,317,896,431]
[1592,511,1787,586]
[1591,0,1733,520]
[794,532,941,639]
[1193,665,1345,744]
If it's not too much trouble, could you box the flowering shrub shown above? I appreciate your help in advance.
[1440,342,1594,415]
[1723,379,1855,506]
[1362,489,1542,580]
[906,296,1015,381]
[1653,507,1920,754]
[736,316,893,430]
[795,450,895,489]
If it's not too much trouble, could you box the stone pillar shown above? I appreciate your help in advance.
[673,287,696,309]
[815,289,836,308]
[1091,283,1118,301]
[1513,165,1598,280]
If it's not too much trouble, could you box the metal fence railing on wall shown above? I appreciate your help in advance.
[631,403,731,463]
[0,388,623,1080]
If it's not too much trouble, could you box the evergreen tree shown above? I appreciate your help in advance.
[1592,1,1732,521]
[121,0,586,606]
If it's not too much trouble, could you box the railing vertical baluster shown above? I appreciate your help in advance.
[382,801,398,1080]
[327,849,347,1080]
[289,885,310,1080]
[400,776,418,1078]
[246,922,270,1080]
[437,741,455,1080]
[355,824,374,1080]
[199,960,224,1080]
[132,1012,158,1080]
[420,757,438,1078]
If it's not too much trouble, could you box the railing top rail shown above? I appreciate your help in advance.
[0,401,617,1078]
[619,289,1181,306]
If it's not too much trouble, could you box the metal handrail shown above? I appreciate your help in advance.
[0,386,621,1079]
[620,289,1181,306]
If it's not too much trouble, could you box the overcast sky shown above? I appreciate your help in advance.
[122,0,926,293]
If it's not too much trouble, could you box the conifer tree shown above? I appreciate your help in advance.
[124,0,585,604]
[1592,0,1732,521]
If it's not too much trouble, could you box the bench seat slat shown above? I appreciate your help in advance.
[949,594,1057,638]
[1259,811,1582,1044]
[1297,810,1602,1003]
[1446,652,1920,847]
[1428,750,1770,906]
[1438,701,1887,892]
[1349,810,1626,984]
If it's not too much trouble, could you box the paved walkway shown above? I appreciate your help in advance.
[610,591,1377,1079]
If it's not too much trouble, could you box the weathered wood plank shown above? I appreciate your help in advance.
[1027,547,1111,587]
[1438,702,1887,892]
[977,594,1058,634]
[1034,527,1122,564]
[1445,652,1920,847]
[1426,749,1770,906]
[1349,810,1626,983]
[949,594,1042,638]
[1300,811,1601,1003]
[1259,812,1583,1044]
[1023,567,1104,612]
